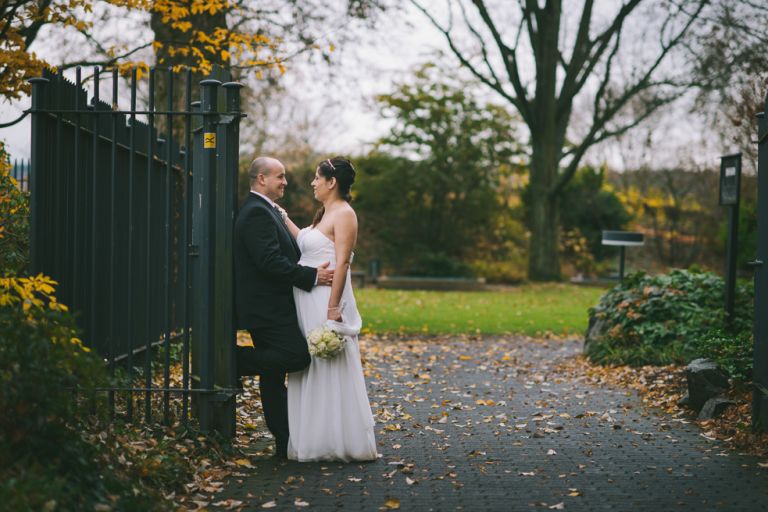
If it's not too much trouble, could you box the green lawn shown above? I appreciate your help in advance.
[356,284,607,336]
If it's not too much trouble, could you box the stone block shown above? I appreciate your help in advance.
[697,397,736,420]
[686,358,729,412]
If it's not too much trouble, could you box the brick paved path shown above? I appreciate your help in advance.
[223,337,768,511]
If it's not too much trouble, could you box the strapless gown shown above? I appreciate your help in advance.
[286,227,377,462]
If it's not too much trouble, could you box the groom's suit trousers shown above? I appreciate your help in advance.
[236,324,310,375]
[237,323,310,454]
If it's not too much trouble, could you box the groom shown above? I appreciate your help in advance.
[234,156,333,458]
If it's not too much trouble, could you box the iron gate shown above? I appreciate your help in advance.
[28,66,241,436]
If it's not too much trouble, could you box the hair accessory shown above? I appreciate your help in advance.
[326,159,335,170]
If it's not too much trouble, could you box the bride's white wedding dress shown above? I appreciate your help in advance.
[287,227,377,462]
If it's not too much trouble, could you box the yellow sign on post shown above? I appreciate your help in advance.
[204,133,216,149]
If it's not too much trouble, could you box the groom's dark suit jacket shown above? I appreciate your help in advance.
[234,193,316,330]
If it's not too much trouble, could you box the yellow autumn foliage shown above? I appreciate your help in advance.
[2,0,283,101]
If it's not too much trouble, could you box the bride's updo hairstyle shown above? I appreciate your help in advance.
[312,156,356,226]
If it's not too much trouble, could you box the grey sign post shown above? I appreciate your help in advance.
[601,231,645,282]
[719,153,742,324]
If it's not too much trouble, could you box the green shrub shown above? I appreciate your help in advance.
[405,251,474,278]
[470,258,526,284]
[0,276,165,511]
[696,329,753,383]
[558,166,633,262]
[586,269,753,376]
[522,165,632,264]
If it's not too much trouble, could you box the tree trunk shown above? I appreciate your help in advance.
[527,138,562,281]
[150,1,229,121]
[525,4,564,281]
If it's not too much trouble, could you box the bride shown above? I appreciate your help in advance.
[281,157,378,462]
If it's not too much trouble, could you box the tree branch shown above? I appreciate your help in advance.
[21,0,53,47]
[59,42,153,70]
[570,0,643,105]
[590,26,623,123]
[554,0,707,195]
[522,0,539,65]
[410,0,524,120]
[555,89,684,197]
[470,0,531,121]
[557,0,593,114]
[0,1,24,41]
[458,0,504,93]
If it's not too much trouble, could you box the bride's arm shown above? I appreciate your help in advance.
[276,205,300,238]
[284,216,300,238]
[327,208,357,321]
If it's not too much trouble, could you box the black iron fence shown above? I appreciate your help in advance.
[28,66,241,435]
[753,96,768,432]
[10,159,30,192]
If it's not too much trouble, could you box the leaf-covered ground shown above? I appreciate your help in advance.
[187,335,768,511]
[556,356,768,459]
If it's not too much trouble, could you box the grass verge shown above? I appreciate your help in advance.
[356,284,606,336]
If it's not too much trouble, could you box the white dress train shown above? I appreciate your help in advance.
[287,227,377,462]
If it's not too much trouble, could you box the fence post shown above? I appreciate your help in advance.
[205,81,244,438]
[190,99,202,420]
[753,101,768,432]
[28,77,49,274]
[193,78,222,433]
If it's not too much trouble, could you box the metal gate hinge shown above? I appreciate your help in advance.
[189,244,199,257]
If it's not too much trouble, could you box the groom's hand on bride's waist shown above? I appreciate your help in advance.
[315,261,334,286]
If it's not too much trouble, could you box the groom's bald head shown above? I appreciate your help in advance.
[249,156,283,185]
[249,156,287,201]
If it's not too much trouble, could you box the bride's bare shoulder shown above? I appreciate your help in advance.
[341,202,357,218]
[331,204,357,231]
[330,203,356,221]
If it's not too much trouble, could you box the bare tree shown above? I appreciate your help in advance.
[412,0,708,280]
[689,0,768,170]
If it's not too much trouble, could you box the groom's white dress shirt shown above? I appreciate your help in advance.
[251,190,276,207]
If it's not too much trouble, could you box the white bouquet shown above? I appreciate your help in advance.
[307,324,346,359]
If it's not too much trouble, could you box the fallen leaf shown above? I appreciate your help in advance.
[383,498,401,509]
[213,500,243,509]
[261,500,277,509]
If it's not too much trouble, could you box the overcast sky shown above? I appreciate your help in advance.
[0,1,735,171]
[0,2,447,161]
